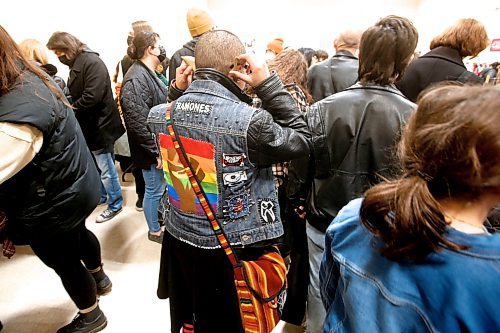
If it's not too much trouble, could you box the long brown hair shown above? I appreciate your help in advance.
[358,15,418,85]
[430,18,489,58]
[360,85,500,261]
[0,25,67,103]
[46,31,87,61]
[267,48,313,103]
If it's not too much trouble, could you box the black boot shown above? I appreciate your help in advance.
[57,306,107,333]
[90,266,112,296]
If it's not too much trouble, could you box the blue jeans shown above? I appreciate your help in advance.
[93,152,123,212]
[142,164,166,233]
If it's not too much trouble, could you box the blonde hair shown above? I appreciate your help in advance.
[430,18,489,58]
[18,39,49,65]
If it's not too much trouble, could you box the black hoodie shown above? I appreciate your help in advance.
[168,37,198,82]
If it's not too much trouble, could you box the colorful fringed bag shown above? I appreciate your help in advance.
[164,103,287,332]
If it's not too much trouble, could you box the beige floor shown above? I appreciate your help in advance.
[0,173,170,332]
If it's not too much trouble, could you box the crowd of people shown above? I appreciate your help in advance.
[0,6,499,333]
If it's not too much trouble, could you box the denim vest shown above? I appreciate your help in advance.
[320,198,500,333]
[148,79,283,248]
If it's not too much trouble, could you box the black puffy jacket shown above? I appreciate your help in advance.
[307,50,359,102]
[120,61,168,169]
[68,49,125,151]
[0,71,100,242]
[288,83,415,232]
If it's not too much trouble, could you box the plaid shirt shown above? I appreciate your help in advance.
[285,83,309,114]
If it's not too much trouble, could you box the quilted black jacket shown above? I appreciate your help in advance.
[120,61,168,169]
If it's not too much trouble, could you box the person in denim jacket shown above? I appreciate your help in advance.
[320,85,500,333]
[148,30,310,332]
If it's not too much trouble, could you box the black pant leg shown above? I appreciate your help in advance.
[281,214,309,325]
[30,223,97,309]
[167,233,194,333]
[79,226,102,271]
[133,167,145,199]
[166,232,244,333]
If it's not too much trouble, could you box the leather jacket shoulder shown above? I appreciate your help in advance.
[307,50,359,102]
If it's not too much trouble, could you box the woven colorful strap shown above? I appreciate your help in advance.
[165,103,240,268]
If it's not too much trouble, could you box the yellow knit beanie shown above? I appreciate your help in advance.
[187,8,214,37]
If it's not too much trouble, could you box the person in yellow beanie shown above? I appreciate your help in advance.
[168,8,214,82]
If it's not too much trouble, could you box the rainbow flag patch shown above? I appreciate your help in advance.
[159,133,218,215]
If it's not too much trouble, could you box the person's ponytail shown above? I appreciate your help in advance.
[360,174,466,261]
[127,44,139,60]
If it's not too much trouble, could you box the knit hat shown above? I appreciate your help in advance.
[187,8,214,37]
[266,38,284,55]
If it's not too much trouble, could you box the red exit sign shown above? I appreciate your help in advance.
[491,39,500,51]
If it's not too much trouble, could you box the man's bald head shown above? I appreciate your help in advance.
[195,30,246,76]
[334,30,362,52]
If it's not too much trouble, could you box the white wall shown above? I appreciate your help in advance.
[1,0,208,80]
[2,0,498,81]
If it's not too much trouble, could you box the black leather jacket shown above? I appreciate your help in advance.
[167,68,310,165]
[307,50,359,102]
[288,83,415,232]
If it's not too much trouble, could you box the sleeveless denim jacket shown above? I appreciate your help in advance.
[148,79,283,248]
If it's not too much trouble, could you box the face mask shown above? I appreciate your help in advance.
[127,36,133,45]
[58,55,73,67]
[157,46,166,63]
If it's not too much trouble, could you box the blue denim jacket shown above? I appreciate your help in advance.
[148,79,284,248]
[320,198,500,333]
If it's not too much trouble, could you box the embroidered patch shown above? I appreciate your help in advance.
[175,101,213,115]
[222,153,246,167]
[159,133,218,215]
[240,234,252,243]
[222,193,252,222]
[223,171,248,186]
[258,199,277,224]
